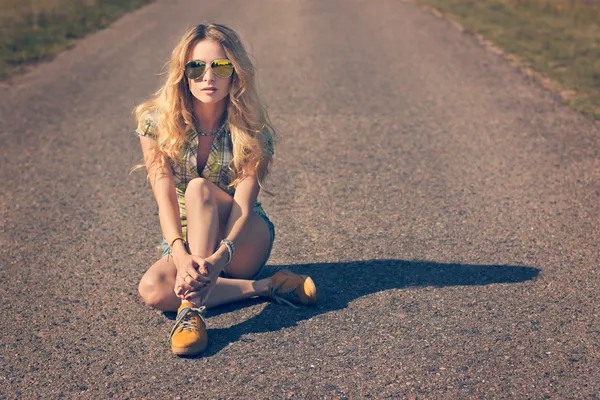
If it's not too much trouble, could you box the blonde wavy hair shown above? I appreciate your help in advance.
[134,23,275,189]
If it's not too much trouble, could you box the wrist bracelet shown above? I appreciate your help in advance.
[169,236,186,249]
[219,239,235,265]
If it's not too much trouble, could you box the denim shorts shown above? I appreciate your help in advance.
[160,204,275,279]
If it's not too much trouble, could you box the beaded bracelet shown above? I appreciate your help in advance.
[219,239,235,265]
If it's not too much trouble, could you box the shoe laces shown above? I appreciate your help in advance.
[169,305,207,340]
[271,276,300,309]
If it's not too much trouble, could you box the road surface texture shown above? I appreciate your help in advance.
[1,0,599,398]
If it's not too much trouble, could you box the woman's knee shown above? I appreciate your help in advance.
[185,178,215,205]
[138,273,170,308]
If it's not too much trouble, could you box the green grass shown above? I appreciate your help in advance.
[416,0,600,119]
[0,0,153,80]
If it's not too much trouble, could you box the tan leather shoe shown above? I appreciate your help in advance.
[169,300,208,356]
[268,270,318,308]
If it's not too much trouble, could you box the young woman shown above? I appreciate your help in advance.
[135,23,318,356]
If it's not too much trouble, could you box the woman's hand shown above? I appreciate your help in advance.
[183,251,229,301]
[173,252,211,300]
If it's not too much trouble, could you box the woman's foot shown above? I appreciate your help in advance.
[268,270,318,308]
[169,300,208,356]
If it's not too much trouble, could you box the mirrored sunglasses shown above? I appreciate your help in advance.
[184,59,234,79]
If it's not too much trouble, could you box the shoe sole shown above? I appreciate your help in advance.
[172,343,207,356]
[302,275,318,305]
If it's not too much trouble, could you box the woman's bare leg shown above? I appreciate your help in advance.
[184,178,273,306]
[138,178,274,311]
[138,256,271,312]
[184,178,230,259]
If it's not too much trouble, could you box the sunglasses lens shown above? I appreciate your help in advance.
[211,60,234,78]
[185,61,206,79]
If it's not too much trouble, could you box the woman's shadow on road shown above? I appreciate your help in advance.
[169,259,540,357]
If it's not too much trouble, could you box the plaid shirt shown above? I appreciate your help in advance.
[137,115,274,238]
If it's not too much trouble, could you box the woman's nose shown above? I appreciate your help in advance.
[203,66,216,82]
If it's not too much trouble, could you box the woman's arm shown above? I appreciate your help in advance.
[139,136,210,295]
[206,157,272,268]
[139,136,184,250]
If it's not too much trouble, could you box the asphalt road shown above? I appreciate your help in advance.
[1,0,599,398]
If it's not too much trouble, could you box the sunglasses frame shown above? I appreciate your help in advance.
[184,59,234,80]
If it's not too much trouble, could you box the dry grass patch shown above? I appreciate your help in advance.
[417,0,600,119]
[0,0,153,80]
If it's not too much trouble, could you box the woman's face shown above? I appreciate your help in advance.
[186,39,232,105]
